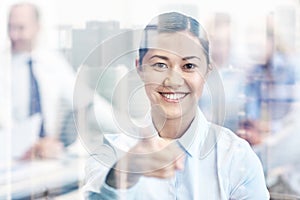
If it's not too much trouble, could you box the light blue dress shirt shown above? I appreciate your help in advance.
[84,108,269,199]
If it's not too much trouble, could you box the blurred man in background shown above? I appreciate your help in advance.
[2,2,77,160]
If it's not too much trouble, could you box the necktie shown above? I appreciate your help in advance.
[28,58,45,137]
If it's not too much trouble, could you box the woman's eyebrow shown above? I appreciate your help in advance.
[149,55,169,61]
[149,55,201,61]
[182,56,201,61]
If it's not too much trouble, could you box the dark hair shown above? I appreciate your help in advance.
[139,12,211,68]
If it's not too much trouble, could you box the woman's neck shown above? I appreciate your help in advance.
[151,110,196,139]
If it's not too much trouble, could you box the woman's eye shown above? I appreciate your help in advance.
[152,63,168,69]
[183,63,196,70]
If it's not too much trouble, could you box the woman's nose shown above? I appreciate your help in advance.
[163,68,184,88]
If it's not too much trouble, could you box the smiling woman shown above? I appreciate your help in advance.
[85,12,270,200]
[139,45,207,138]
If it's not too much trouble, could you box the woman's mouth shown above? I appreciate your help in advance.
[159,92,188,102]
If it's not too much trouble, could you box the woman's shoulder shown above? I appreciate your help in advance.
[207,123,253,155]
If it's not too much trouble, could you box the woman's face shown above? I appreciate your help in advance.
[139,31,208,120]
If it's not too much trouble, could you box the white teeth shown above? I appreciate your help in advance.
[161,93,186,100]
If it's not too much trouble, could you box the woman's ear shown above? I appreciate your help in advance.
[135,58,140,71]
[205,63,213,78]
[136,58,144,81]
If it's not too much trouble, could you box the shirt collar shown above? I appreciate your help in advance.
[142,107,209,158]
[177,107,208,157]
[12,52,31,62]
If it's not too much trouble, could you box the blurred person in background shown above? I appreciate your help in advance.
[238,13,298,146]
[0,1,119,161]
[199,13,246,133]
[236,12,300,196]
[0,2,77,160]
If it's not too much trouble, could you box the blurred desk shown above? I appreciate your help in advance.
[268,165,300,197]
[54,189,83,200]
[0,153,85,200]
[253,138,300,199]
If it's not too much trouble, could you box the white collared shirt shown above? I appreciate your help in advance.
[84,108,269,199]
[0,49,76,159]
[10,49,75,135]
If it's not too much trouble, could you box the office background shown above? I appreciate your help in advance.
[1,0,300,199]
